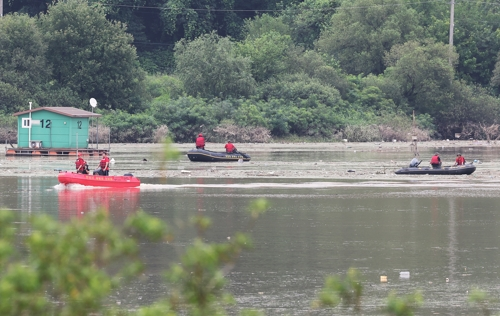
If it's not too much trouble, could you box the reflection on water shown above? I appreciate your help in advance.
[57,186,140,221]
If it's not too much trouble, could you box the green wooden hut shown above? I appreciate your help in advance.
[8,107,102,156]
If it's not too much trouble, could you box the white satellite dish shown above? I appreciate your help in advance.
[89,98,97,108]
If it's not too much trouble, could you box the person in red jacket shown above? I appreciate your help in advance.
[225,141,237,154]
[195,133,205,149]
[454,153,466,165]
[430,152,442,169]
[95,152,110,176]
[75,153,89,174]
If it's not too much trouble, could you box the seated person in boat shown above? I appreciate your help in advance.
[454,153,465,165]
[409,157,421,167]
[94,152,110,176]
[430,152,442,169]
[75,153,89,174]
[225,141,237,154]
[196,133,205,149]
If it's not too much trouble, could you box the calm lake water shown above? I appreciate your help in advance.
[1,144,500,315]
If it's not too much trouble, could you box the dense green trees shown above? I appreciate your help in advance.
[3,0,500,142]
[0,14,51,113]
[316,0,423,76]
[174,32,255,99]
[0,0,146,114]
[39,0,147,112]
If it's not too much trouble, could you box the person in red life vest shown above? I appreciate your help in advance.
[95,152,110,176]
[454,153,466,165]
[225,141,237,154]
[430,152,442,169]
[195,133,205,149]
[75,153,89,174]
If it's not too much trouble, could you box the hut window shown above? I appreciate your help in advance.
[22,118,30,128]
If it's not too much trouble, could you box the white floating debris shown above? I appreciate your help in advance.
[181,170,191,174]
[380,275,387,283]
[110,158,115,164]
[342,139,348,142]
[400,271,410,279]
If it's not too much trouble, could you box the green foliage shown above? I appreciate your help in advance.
[145,74,184,102]
[257,74,346,137]
[383,40,456,118]
[285,50,353,98]
[0,13,51,112]
[422,1,500,87]
[468,288,497,316]
[3,0,500,141]
[438,81,500,137]
[317,0,423,75]
[238,31,294,82]
[174,32,256,99]
[385,290,423,316]
[39,0,147,112]
[312,268,363,312]
[138,48,176,75]
[282,0,340,49]
[360,74,409,112]
[232,100,268,128]
[102,110,159,143]
[0,208,168,316]
[161,0,239,40]
[151,96,219,142]
[414,113,435,134]
[242,14,291,40]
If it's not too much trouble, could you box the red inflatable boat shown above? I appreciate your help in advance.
[58,171,141,188]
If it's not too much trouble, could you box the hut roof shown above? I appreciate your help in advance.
[13,107,101,118]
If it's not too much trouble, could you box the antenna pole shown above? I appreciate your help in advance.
[449,0,455,66]
[28,102,32,145]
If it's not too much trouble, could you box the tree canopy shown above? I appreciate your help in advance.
[3,0,500,141]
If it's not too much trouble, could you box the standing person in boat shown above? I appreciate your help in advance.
[75,153,89,174]
[195,133,205,149]
[454,153,466,165]
[225,141,237,154]
[430,152,442,169]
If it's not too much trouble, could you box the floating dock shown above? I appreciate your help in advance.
[5,147,109,157]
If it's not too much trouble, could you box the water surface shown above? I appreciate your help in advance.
[1,145,500,315]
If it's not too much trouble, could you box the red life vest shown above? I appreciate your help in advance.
[225,142,235,153]
[100,157,109,170]
[196,136,205,147]
[430,155,440,164]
